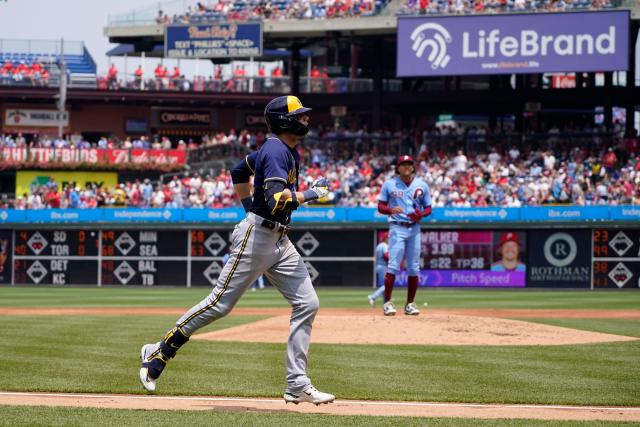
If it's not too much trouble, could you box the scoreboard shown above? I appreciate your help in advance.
[592,229,640,289]
[14,230,99,285]
[4,227,640,288]
[423,231,493,270]
[101,230,189,286]
[378,230,527,287]
[9,228,373,287]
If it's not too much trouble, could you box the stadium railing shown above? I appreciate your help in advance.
[96,74,375,94]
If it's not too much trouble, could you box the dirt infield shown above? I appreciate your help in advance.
[1,307,637,347]
[193,313,636,346]
[1,392,639,421]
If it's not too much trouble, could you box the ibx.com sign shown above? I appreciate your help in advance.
[397,11,629,76]
[527,230,591,288]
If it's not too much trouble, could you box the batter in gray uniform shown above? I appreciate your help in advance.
[139,95,334,405]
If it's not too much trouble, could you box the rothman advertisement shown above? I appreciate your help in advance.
[527,230,591,288]
[397,11,629,76]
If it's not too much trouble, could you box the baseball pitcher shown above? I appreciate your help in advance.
[377,155,432,316]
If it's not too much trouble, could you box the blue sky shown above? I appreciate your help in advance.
[0,0,225,77]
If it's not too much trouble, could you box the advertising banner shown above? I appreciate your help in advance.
[4,109,69,127]
[527,230,591,288]
[1,148,187,167]
[16,171,118,196]
[520,206,610,221]
[165,22,262,58]
[397,11,629,77]
[377,229,526,287]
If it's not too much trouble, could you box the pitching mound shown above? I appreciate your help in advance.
[193,313,637,346]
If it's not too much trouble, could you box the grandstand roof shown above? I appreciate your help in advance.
[104,15,398,47]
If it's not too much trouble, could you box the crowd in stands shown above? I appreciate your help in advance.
[0,133,191,151]
[3,124,640,209]
[154,0,386,24]
[0,59,49,86]
[398,0,620,15]
[98,62,299,93]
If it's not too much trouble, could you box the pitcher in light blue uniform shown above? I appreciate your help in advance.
[377,155,432,316]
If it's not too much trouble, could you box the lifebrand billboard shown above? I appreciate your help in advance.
[397,11,629,76]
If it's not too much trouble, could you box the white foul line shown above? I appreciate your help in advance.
[0,392,639,412]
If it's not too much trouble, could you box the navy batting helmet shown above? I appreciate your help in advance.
[264,95,312,136]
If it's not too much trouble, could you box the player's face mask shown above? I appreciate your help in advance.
[289,114,310,137]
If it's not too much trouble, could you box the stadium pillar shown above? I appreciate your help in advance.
[372,37,383,130]
[350,42,358,79]
[290,45,301,96]
[604,72,613,129]
[625,21,637,135]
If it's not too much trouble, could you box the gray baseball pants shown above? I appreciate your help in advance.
[173,213,319,394]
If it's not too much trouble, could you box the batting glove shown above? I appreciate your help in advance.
[303,177,329,202]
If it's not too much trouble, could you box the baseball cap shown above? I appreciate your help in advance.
[396,155,414,167]
[500,232,520,246]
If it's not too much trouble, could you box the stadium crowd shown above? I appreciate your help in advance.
[0,59,50,87]
[3,125,639,209]
[154,0,387,24]
[99,63,290,93]
[0,133,189,151]
[398,0,620,15]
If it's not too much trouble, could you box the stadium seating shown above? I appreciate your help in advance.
[2,125,638,209]
[156,0,390,23]
[0,39,96,87]
[397,0,623,15]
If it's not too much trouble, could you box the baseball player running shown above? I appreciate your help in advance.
[139,95,335,405]
[377,155,432,316]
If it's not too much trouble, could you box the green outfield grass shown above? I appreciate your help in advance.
[1,406,635,427]
[0,313,638,406]
[1,406,637,427]
[518,318,640,338]
[0,287,638,425]
[1,286,639,309]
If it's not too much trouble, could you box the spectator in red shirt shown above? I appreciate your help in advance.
[40,69,49,86]
[2,59,13,74]
[603,148,617,175]
[154,64,164,79]
[46,189,60,208]
[107,63,118,89]
[134,65,144,89]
